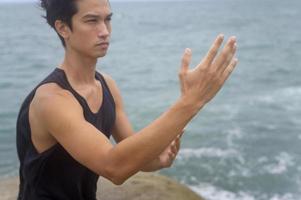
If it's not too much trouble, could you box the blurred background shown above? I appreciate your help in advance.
[0,0,300,199]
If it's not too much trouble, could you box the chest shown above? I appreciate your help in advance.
[76,81,103,114]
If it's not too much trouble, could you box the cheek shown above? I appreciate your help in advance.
[77,26,95,38]
[72,27,96,45]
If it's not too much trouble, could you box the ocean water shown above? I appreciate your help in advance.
[0,0,301,199]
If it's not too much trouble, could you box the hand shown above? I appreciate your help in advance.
[158,131,183,168]
[179,34,238,109]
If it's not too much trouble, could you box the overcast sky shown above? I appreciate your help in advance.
[0,0,124,3]
[0,0,126,1]
[0,0,181,2]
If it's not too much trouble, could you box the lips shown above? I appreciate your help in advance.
[96,42,109,47]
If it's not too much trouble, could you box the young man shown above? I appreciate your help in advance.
[16,0,238,199]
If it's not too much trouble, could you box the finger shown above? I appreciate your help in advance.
[169,150,176,158]
[175,137,181,152]
[221,58,238,84]
[202,57,237,102]
[180,48,192,74]
[199,34,224,67]
[213,36,237,73]
[171,141,177,154]
[221,42,237,75]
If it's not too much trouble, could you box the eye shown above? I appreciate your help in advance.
[86,19,97,23]
[105,17,112,22]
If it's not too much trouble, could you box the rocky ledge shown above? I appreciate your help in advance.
[0,172,204,200]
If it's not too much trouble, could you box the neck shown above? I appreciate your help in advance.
[59,48,99,86]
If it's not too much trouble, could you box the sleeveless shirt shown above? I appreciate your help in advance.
[16,68,116,200]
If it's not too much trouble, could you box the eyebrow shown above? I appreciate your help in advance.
[82,13,113,20]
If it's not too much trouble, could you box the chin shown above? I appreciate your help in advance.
[96,52,107,58]
[96,48,109,57]
[89,50,107,59]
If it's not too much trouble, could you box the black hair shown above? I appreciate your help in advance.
[40,0,79,47]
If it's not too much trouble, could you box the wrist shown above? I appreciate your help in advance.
[176,95,204,116]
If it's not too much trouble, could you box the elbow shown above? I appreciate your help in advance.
[97,151,139,185]
[110,176,126,185]
[100,166,128,185]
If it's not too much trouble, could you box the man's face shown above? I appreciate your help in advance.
[67,0,112,58]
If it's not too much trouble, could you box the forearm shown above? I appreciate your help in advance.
[105,97,200,182]
[140,157,162,172]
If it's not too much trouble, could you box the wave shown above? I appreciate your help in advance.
[254,86,301,109]
[179,147,296,176]
[262,152,295,175]
[178,147,240,159]
[189,184,299,200]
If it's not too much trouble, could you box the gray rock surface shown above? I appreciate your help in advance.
[0,172,204,200]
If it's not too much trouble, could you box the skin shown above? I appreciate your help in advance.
[29,0,238,185]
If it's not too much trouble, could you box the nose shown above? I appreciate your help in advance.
[97,22,110,39]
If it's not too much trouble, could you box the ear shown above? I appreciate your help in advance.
[54,20,71,40]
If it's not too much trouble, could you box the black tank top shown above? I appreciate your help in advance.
[16,68,116,200]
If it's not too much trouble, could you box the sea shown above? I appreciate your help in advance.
[0,0,300,199]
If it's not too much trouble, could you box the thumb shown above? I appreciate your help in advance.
[180,48,192,73]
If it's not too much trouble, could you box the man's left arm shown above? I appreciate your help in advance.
[102,74,182,172]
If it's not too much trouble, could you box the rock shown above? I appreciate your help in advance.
[0,172,204,200]
[0,176,19,200]
[98,172,204,200]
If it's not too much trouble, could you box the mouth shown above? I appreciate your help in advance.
[96,42,109,48]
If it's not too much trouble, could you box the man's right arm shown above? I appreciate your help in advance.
[32,34,237,185]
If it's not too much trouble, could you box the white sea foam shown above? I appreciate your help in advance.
[189,184,298,200]
[178,147,239,159]
[207,104,241,120]
[256,86,301,110]
[226,127,244,147]
[269,194,297,200]
[258,156,269,163]
[263,152,295,175]
[191,184,255,200]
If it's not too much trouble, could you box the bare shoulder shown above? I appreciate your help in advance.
[31,83,84,126]
[34,83,68,100]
